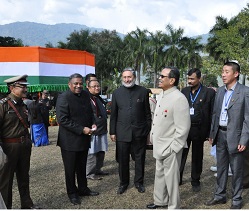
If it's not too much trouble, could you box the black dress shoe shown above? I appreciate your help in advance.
[79,190,99,196]
[69,197,81,205]
[192,185,201,192]
[147,203,164,209]
[117,185,128,194]
[230,204,242,209]
[135,184,145,193]
[243,183,249,189]
[95,170,109,176]
[204,198,226,206]
[21,205,42,209]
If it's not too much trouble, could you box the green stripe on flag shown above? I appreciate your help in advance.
[0,76,69,85]
[0,76,88,93]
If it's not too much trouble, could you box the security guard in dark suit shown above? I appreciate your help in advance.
[180,68,215,192]
[0,75,38,209]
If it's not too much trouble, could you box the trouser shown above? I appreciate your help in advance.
[0,141,33,209]
[243,148,249,186]
[154,149,183,209]
[0,193,6,209]
[60,148,88,198]
[180,126,204,186]
[116,139,146,186]
[44,124,49,140]
[214,129,244,206]
[86,151,105,176]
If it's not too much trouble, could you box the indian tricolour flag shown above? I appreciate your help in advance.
[0,46,95,93]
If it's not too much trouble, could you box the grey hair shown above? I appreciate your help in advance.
[122,67,136,77]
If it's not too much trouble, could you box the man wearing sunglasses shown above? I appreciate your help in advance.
[147,67,190,209]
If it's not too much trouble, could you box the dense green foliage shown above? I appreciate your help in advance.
[0,36,24,46]
[53,4,249,91]
[1,4,248,91]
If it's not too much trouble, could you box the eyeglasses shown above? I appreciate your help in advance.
[89,85,100,89]
[159,75,169,79]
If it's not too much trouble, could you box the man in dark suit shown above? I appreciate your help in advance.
[39,90,52,138]
[110,67,151,194]
[84,73,106,106]
[56,73,99,206]
[205,60,249,209]
[180,68,215,192]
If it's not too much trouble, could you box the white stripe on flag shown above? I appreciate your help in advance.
[0,62,95,76]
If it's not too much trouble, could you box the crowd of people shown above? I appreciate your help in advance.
[0,60,249,209]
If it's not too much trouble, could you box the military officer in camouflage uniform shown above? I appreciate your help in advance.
[0,75,39,209]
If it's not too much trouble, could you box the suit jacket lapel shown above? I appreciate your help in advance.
[199,86,206,103]
[186,87,191,102]
[228,83,240,109]
[217,87,226,115]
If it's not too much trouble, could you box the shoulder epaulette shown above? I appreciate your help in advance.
[0,97,10,104]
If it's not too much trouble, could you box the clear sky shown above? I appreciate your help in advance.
[0,0,248,36]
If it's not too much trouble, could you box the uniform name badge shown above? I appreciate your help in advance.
[190,107,195,115]
[221,110,227,121]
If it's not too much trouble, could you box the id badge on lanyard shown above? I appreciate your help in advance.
[189,85,202,116]
[190,107,195,115]
[221,109,227,121]
[221,90,233,121]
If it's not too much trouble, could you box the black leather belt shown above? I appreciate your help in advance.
[219,126,227,131]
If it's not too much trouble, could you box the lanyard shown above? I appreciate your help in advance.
[190,85,202,105]
[224,90,234,109]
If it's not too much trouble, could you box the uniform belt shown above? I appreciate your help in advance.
[2,136,27,143]
[219,126,227,131]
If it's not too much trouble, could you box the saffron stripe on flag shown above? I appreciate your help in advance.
[0,46,95,66]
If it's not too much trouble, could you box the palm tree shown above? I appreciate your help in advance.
[206,16,229,62]
[163,24,184,67]
[122,27,149,84]
[146,31,168,87]
[180,36,204,69]
[57,29,93,52]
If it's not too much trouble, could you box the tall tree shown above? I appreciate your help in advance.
[206,16,229,63]
[123,28,149,84]
[163,24,184,67]
[206,4,249,76]
[57,29,93,52]
[147,31,168,87]
[91,30,123,80]
[180,36,203,69]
